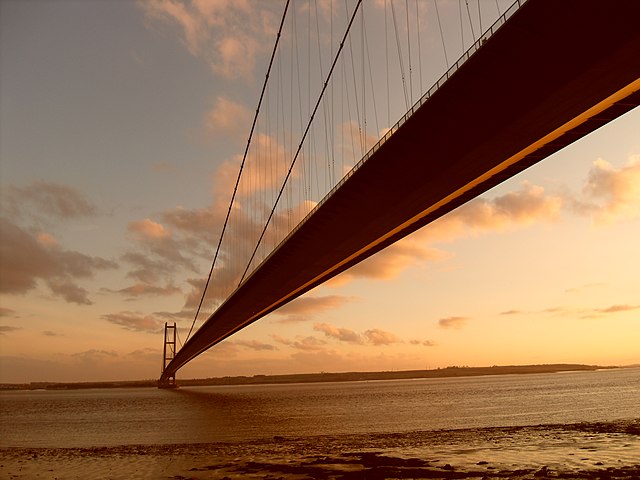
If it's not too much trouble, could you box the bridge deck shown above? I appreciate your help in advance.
[162,0,640,380]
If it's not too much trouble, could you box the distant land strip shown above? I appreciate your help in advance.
[0,364,623,391]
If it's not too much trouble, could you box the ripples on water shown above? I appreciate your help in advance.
[1,367,638,448]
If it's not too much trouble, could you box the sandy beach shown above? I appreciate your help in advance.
[1,420,638,479]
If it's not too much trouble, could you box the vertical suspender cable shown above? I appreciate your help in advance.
[391,0,409,110]
[385,0,390,128]
[240,0,364,285]
[346,2,363,155]
[405,0,412,104]
[185,0,291,344]
[465,0,476,42]
[435,0,449,68]
[416,0,423,94]
[459,0,464,52]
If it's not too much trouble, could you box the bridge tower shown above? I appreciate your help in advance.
[158,322,178,389]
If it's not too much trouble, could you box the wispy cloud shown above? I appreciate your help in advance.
[313,323,402,346]
[409,339,437,346]
[564,283,606,294]
[0,218,117,304]
[126,347,158,361]
[2,181,97,223]
[595,304,640,314]
[0,307,17,318]
[72,349,119,361]
[103,283,181,299]
[498,302,640,319]
[102,311,166,333]
[47,280,93,306]
[121,252,174,285]
[272,334,327,351]
[234,339,277,351]
[0,326,21,335]
[42,330,62,337]
[438,316,468,329]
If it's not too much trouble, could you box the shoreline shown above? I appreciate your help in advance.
[0,363,619,391]
[2,419,638,479]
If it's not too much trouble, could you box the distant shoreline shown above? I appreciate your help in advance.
[0,363,621,391]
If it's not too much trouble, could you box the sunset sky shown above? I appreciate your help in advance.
[1,0,638,384]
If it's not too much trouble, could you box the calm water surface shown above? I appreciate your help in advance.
[1,368,638,448]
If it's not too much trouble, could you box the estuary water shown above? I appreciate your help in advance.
[1,367,638,449]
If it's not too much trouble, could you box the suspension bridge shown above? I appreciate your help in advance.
[159,0,640,387]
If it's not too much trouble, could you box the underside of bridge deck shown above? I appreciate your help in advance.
[161,0,640,381]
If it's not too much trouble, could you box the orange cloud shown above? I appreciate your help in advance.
[314,323,363,344]
[214,34,259,79]
[339,120,380,165]
[329,181,562,286]
[205,96,251,140]
[313,323,402,346]
[126,219,195,274]
[161,204,223,241]
[362,328,401,346]
[128,219,170,239]
[214,133,292,198]
[274,295,356,322]
[582,155,640,223]
[140,0,272,80]
[425,181,563,243]
[338,241,447,282]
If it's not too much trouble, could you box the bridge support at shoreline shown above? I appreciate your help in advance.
[158,323,178,389]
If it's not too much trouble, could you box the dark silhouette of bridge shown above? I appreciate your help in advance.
[159,0,640,386]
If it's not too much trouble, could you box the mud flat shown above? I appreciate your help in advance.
[1,420,638,479]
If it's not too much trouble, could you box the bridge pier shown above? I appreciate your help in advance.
[158,322,178,389]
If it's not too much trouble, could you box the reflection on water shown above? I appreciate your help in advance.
[1,367,638,448]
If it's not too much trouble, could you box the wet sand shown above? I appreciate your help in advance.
[2,420,638,479]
